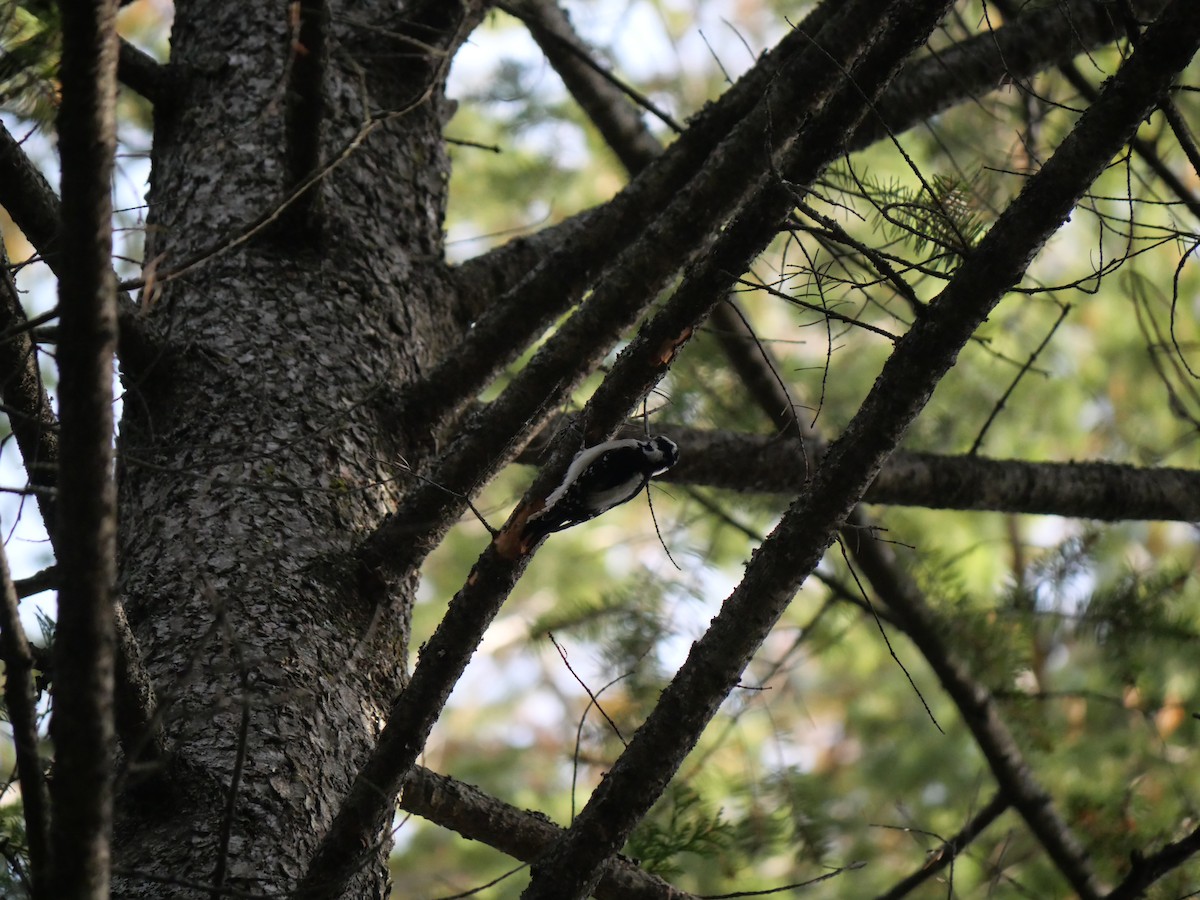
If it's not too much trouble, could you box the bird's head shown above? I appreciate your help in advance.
[642,435,680,473]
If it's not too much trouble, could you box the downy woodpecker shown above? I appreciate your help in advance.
[523,436,679,542]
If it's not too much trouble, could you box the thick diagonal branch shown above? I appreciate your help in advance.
[519,0,963,895]
[0,123,61,273]
[989,0,1200,225]
[1104,823,1200,899]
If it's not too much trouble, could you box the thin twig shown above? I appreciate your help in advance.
[569,667,635,822]
[428,862,529,899]
[969,301,1071,455]
[502,0,684,134]
[698,861,868,898]
[838,537,943,733]
[736,274,901,341]
[872,790,1009,899]
[548,632,626,745]
[0,539,50,900]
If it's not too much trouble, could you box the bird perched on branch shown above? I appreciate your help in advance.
[523,436,679,543]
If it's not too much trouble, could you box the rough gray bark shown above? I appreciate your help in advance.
[110,2,472,897]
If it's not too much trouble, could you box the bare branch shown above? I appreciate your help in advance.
[504,0,679,169]
[968,301,1071,455]
[421,0,876,431]
[509,13,1195,886]
[400,766,699,900]
[0,122,62,273]
[649,428,1200,522]
[364,0,908,580]
[504,21,1183,882]
[295,7,922,883]
[851,0,1169,150]
[49,1,122,898]
[116,38,170,107]
[1104,823,1200,899]
[505,0,810,467]
[15,565,58,599]
[990,0,1200,225]
[1113,0,1200,185]
[520,2,961,896]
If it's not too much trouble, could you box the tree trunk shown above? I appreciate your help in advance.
[111,3,465,896]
